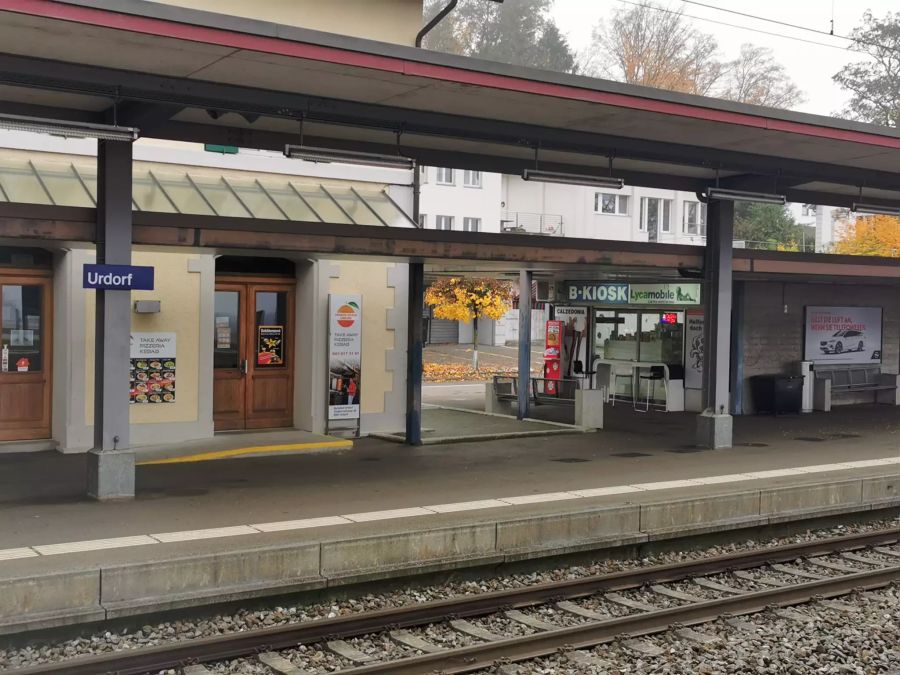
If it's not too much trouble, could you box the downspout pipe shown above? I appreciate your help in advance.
[415,0,458,48]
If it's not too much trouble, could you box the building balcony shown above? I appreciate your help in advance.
[500,211,564,236]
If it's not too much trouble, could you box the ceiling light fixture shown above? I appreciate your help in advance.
[0,113,139,142]
[852,203,900,217]
[284,144,414,170]
[522,169,624,189]
[705,187,785,205]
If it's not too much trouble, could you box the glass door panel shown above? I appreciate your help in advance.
[254,291,288,368]
[1,284,43,372]
[214,291,241,369]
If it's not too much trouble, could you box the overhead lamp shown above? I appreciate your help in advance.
[522,168,624,189]
[705,187,785,205]
[284,144,414,170]
[852,203,900,217]
[0,113,138,142]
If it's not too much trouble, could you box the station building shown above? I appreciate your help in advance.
[0,0,897,502]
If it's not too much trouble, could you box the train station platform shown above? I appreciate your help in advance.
[1,404,898,634]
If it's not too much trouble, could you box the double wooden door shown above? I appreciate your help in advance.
[0,271,52,441]
[213,278,295,431]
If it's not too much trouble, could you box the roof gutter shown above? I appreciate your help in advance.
[415,0,458,48]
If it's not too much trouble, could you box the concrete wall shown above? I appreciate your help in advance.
[740,280,900,413]
[146,0,423,45]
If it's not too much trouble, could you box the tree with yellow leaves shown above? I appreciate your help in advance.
[425,277,515,371]
[834,215,900,258]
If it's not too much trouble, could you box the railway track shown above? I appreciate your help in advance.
[10,526,900,675]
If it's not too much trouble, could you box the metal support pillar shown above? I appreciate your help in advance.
[88,140,135,500]
[517,270,533,420]
[406,262,424,445]
[696,199,734,449]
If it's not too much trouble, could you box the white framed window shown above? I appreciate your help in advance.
[419,165,429,184]
[595,192,629,215]
[463,217,481,232]
[436,215,454,230]
[640,197,672,233]
[463,170,482,188]
[418,213,427,228]
[682,201,707,236]
[436,167,455,185]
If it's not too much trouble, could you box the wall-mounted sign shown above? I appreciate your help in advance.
[83,264,154,291]
[684,310,704,390]
[566,282,629,303]
[328,294,362,422]
[257,325,284,366]
[130,332,176,404]
[629,283,701,305]
[804,306,882,365]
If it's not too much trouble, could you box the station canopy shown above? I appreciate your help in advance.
[0,0,898,212]
[0,154,413,226]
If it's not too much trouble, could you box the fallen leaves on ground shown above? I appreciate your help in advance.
[425,363,538,383]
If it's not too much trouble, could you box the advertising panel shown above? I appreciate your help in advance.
[256,325,285,366]
[554,306,589,378]
[629,283,701,305]
[328,294,362,421]
[684,310,704,390]
[130,332,176,404]
[804,306,882,364]
[566,282,629,303]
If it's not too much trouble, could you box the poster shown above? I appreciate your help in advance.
[629,283,701,305]
[257,325,284,366]
[685,310,704,390]
[554,306,588,377]
[804,306,882,364]
[328,294,362,421]
[130,332,176,404]
[215,316,231,349]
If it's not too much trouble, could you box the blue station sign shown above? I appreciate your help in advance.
[565,282,629,303]
[83,264,155,291]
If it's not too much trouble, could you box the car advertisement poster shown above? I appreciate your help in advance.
[804,306,882,365]
[130,332,176,403]
[328,294,362,421]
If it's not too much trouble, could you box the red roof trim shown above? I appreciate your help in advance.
[5,0,900,151]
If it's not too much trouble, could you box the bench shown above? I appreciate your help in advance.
[814,366,900,411]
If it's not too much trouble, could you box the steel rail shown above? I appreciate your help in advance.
[8,526,900,675]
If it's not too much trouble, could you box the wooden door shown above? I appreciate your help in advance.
[0,272,52,441]
[213,279,294,431]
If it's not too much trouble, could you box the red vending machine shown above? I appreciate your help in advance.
[544,320,563,395]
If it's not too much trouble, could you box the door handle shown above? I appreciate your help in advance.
[240,359,248,375]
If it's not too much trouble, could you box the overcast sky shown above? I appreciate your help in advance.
[551,0,895,118]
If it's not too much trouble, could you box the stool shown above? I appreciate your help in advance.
[610,365,635,406]
[635,365,667,412]
[573,360,596,389]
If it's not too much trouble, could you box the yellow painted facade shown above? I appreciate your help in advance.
[85,252,203,425]
[146,0,423,45]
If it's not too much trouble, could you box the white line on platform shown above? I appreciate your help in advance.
[252,516,352,532]
[0,548,38,561]
[151,526,260,543]
[34,535,158,556]
[4,455,899,562]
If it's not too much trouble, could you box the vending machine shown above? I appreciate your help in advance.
[544,320,563,395]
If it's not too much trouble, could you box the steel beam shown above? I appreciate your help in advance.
[697,199,734,449]
[406,262,424,446]
[88,139,135,500]
[517,270,533,421]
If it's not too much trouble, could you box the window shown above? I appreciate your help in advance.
[418,165,428,184]
[463,217,480,232]
[436,215,454,230]
[418,213,427,228]
[640,197,672,241]
[682,201,707,236]
[463,170,482,188]
[595,192,629,215]
[593,309,685,365]
[436,167,454,185]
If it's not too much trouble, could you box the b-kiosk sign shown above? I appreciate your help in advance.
[83,264,154,291]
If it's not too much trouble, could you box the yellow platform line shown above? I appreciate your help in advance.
[137,440,353,466]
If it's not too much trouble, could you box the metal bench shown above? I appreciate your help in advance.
[814,366,899,411]
[531,377,580,406]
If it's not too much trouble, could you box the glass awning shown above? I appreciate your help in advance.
[0,156,416,228]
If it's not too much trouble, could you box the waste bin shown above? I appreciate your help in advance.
[751,374,804,415]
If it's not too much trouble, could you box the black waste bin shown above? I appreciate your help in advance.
[751,374,804,415]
